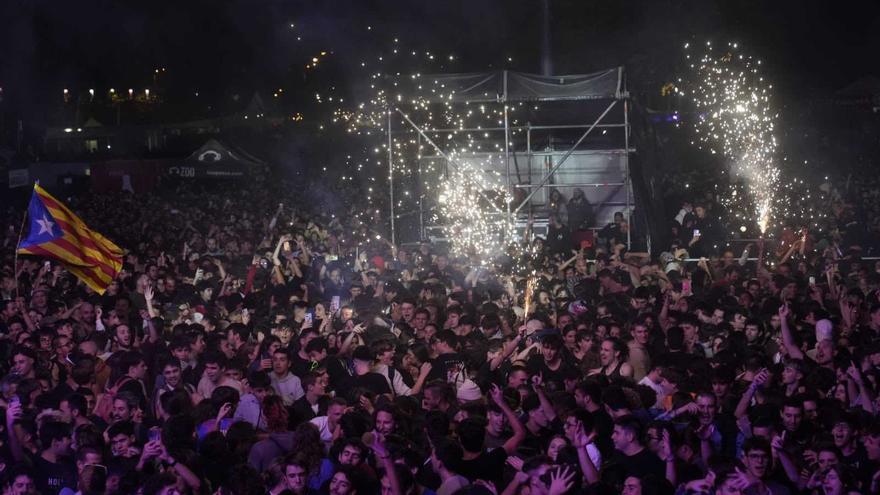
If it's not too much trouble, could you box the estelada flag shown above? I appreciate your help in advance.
[17,184,123,294]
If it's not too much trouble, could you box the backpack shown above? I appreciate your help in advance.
[94,377,133,422]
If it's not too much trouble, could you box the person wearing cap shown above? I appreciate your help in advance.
[454,314,477,337]
[348,346,391,397]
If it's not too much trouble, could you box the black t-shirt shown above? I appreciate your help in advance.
[602,448,665,490]
[289,351,312,378]
[350,372,392,396]
[427,352,464,383]
[459,448,508,489]
[590,408,615,458]
[518,420,560,458]
[32,454,77,494]
[320,356,352,393]
[526,355,574,389]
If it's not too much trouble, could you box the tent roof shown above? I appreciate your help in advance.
[391,68,624,103]
[185,138,265,167]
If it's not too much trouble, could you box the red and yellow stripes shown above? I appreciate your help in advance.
[18,184,123,294]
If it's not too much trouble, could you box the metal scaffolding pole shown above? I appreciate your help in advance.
[624,98,631,250]
[503,70,512,241]
[512,99,618,214]
[394,108,505,215]
[387,110,395,245]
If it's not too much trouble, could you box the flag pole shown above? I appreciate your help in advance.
[13,195,30,301]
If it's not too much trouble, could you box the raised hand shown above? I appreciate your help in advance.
[547,466,576,495]
[753,368,770,388]
[488,384,505,406]
[419,362,433,378]
[371,431,388,459]
[216,402,233,422]
[144,284,154,302]
[506,456,524,472]
[531,372,544,390]
[571,423,596,449]
[140,440,163,461]
[696,423,716,442]
[846,361,864,384]
[5,399,22,427]
[770,431,786,453]
[778,303,790,319]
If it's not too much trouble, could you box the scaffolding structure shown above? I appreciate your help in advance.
[386,67,634,249]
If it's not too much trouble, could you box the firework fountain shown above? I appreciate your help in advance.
[676,41,780,235]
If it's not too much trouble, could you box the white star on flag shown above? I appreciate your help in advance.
[35,214,55,236]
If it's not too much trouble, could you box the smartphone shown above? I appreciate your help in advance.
[9,395,20,407]
[682,279,692,295]
[219,418,234,434]
[809,276,816,286]
[304,312,313,326]
[283,241,291,252]
[149,427,162,442]
[330,296,340,313]
[44,261,51,270]
[693,229,701,237]
[326,254,338,262]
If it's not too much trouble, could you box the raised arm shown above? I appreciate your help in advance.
[372,434,402,495]
[572,426,600,485]
[734,369,768,419]
[490,384,526,455]
[144,285,158,319]
[5,400,24,462]
[533,375,557,421]
[847,361,875,415]
[778,304,804,360]
[491,329,525,371]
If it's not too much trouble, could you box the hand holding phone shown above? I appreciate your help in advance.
[219,418,234,434]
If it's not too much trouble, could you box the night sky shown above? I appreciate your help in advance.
[1,0,879,126]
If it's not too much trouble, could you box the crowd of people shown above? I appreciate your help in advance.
[0,173,880,495]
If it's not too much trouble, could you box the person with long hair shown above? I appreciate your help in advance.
[247,394,295,472]
[590,337,633,382]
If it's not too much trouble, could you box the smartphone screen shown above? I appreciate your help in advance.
[149,427,161,442]
[283,241,291,251]
[330,296,340,313]
[693,229,701,236]
[220,418,233,434]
